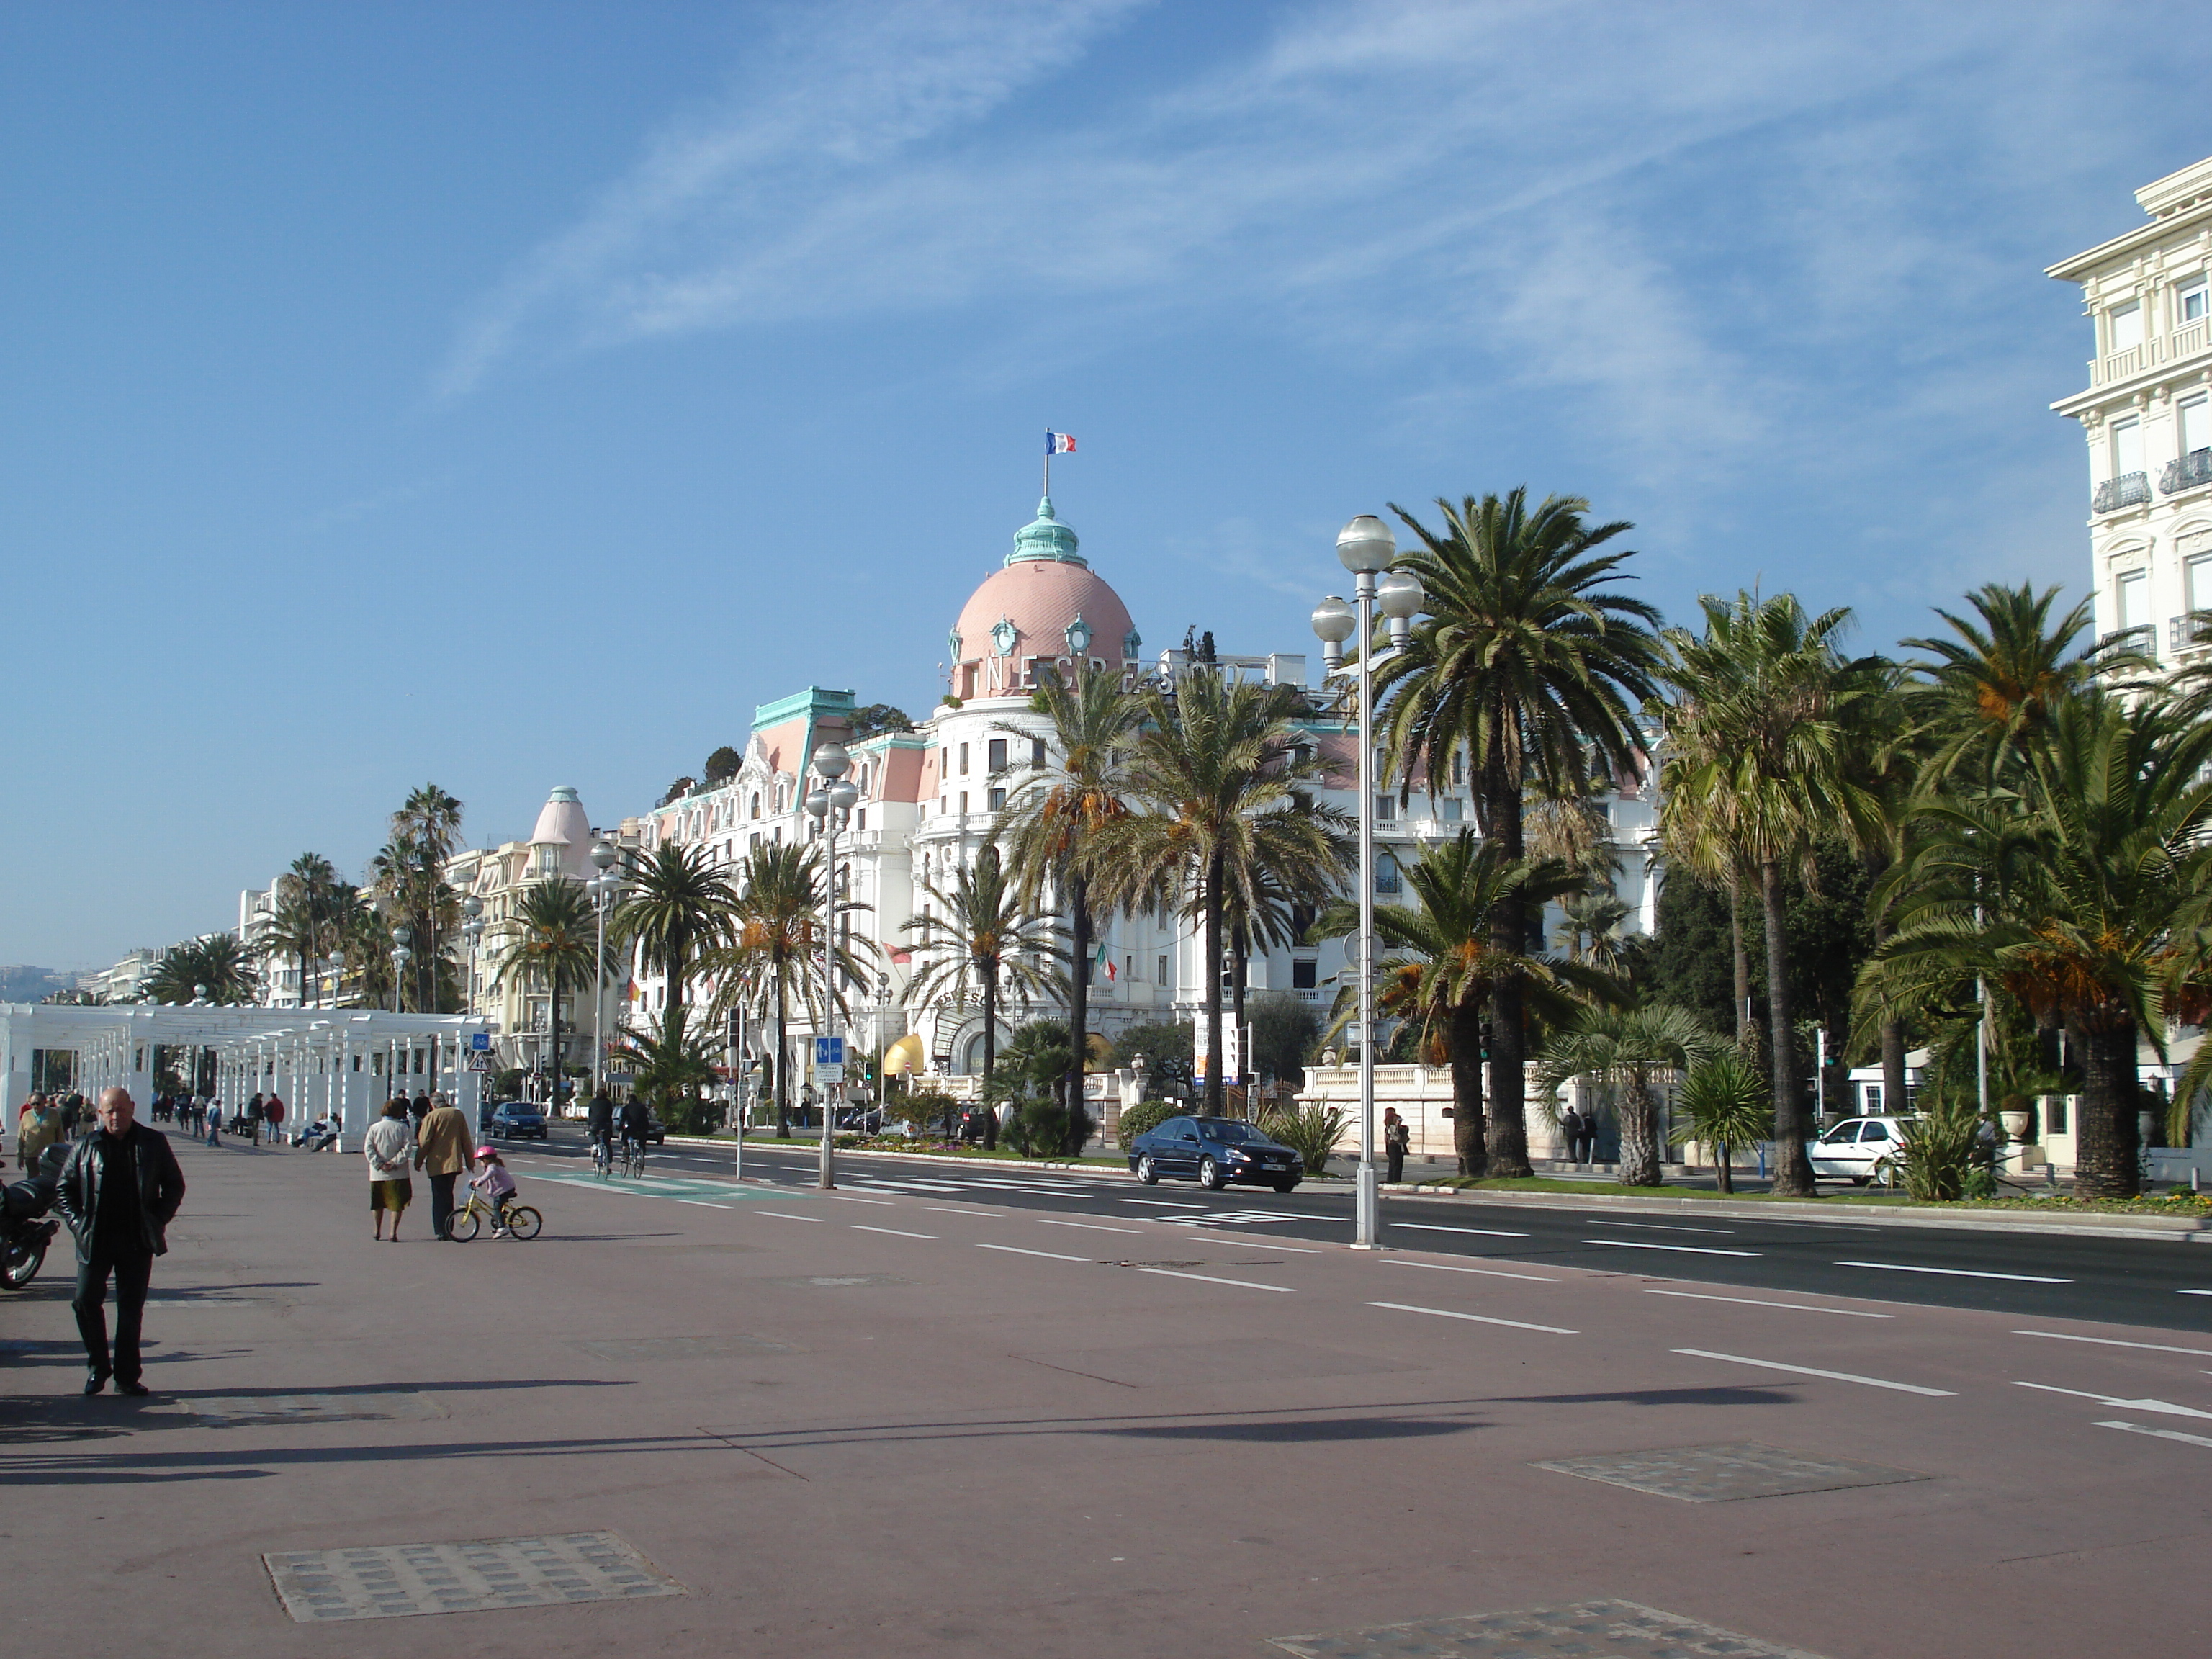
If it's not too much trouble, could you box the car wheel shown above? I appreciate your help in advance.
[1197,1156,1225,1192]
[1849,1175,1871,1187]
[1272,1178,1299,1194]
[1137,1154,1159,1186]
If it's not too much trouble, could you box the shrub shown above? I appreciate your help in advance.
[1259,1105,1350,1174]
[1892,1100,1986,1202]
[1008,1097,1094,1158]
[661,1098,722,1136]
[1115,1097,1177,1151]
[900,1090,962,1138]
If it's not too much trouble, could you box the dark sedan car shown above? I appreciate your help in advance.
[488,1102,547,1141]
[1128,1116,1303,1192]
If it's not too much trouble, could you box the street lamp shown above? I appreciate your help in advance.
[461,895,485,1016]
[588,837,622,1101]
[1313,512,1416,1250]
[805,741,858,1191]
[390,923,413,1017]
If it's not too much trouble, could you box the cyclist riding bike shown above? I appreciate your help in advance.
[586,1086,615,1170]
[618,1097,651,1170]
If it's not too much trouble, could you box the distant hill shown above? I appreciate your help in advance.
[0,966,71,1003]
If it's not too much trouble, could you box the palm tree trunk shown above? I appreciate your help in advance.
[549,961,563,1116]
[1483,768,1532,1176]
[1232,923,1249,1100]
[1730,884,1750,1046]
[1066,876,1092,1156]
[774,971,791,1137]
[1447,1002,1488,1177]
[981,963,999,1127]
[1761,858,1815,1196]
[2069,1013,2141,1200]
[1619,1074,1660,1187]
[1201,848,1226,1118]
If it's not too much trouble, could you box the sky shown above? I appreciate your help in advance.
[5,0,2211,973]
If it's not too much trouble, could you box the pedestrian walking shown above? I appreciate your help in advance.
[1560,1104,1586,1165]
[204,1100,221,1148]
[17,1094,48,1172]
[414,1092,472,1241]
[1579,1109,1601,1164]
[367,1100,415,1241]
[410,1090,433,1135]
[1382,1107,1409,1184]
[264,1092,286,1148]
[53,1087,185,1397]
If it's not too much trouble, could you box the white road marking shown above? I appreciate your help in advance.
[1119,1197,1206,1209]
[1588,1220,1738,1236]
[976,1243,1092,1263]
[828,1195,897,1206]
[1644,1288,1889,1318]
[1233,1241,1323,1253]
[755,1211,823,1223]
[1388,1259,1557,1283]
[1836,1260,2069,1283]
[1369,1301,1578,1335]
[677,1199,735,1209]
[2014,1330,2212,1357]
[851,1179,968,1193]
[2178,1290,2212,1297]
[1672,1348,1955,1397]
[2095,1420,2212,1449]
[2012,1380,2212,1419]
[1393,1223,1532,1238]
[1583,1239,1761,1258]
[853,1225,936,1240]
[1035,1218,1144,1234]
[923,1206,998,1218]
[1134,1268,1295,1293]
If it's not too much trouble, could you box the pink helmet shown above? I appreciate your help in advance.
[475,1145,500,1161]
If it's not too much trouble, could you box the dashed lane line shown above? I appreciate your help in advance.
[1644,1288,1890,1318]
[976,1243,1092,1264]
[2096,1420,2212,1449]
[1388,1259,1558,1283]
[1369,1301,1578,1335]
[1118,1198,1207,1209]
[1393,1223,1531,1238]
[755,1211,823,1223]
[1836,1260,2069,1283]
[1672,1348,1955,1397]
[1134,1268,1295,1294]
[1587,1220,1739,1236]
[1584,1239,1761,1258]
[2014,1330,2212,1357]
[923,1206,998,1218]
[828,1195,896,1206]
[1035,1218,1143,1234]
[2011,1380,2212,1419]
[853,1225,937,1241]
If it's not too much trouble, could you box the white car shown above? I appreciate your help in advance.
[1809,1116,1914,1184]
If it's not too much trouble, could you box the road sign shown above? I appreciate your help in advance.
[470,1032,491,1053]
[812,1035,845,1087]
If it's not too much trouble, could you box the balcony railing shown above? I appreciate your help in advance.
[2094,471,2150,513]
[2103,624,2153,652]
[2173,615,2212,654]
[2161,447,2212,495]
[2088,320,2212,387]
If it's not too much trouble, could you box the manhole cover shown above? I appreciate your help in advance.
[1533,1442,1930,1503]
[263,1531,685,1622]
[165,1392,445,1426]
[1271,1597,1828,1657]
[572,1336,799,1361]
[767,1274,912,1289]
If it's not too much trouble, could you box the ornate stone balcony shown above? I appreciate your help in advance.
[2094,471,2151,512]
[2160,447,2212,495]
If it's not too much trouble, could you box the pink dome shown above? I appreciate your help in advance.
[947,496,1141,696]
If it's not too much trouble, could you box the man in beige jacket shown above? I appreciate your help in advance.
[413,1093,474,1242]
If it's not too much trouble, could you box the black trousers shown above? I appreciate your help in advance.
[1385,1146,1406,1183]
[428,1172,459,1239]
[74,1248,154,1382]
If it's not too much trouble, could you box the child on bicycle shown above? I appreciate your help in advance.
[469,1145,521,1236]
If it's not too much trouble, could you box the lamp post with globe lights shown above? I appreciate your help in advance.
[588,838,623,1100]
[1312,515,1422,1250]
[461,895,485,1015]
[805,742,860,1190]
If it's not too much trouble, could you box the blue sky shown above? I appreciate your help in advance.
[6,1,2211,971]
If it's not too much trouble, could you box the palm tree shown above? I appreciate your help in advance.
[902,844,1064,1094]
[994,663,1142,1150]
[1555,890,1632,968]
[489,878,601,1110]
[1866,689,2212,1200]
[1537,1003,1720,1187]
[1671,1050,1771,1194]
[607,1008,721,1122]
[336,895,395,1010]
[371,783,465,1013]
[258,889,320,1008]
[616,841,738,1058]
[1090,667,1349,1115]
[1375,488,1662,1174]
[145,935,258,1005]
[1657,591,1881,1197]
[271,852,341,1006]
[1317,832,1589,1175]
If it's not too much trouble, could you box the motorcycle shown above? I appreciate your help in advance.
[1,1145,66,1290]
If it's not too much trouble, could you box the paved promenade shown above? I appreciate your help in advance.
[4,1133,2209,1658]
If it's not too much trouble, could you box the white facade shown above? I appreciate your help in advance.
[2050,154,2212,660]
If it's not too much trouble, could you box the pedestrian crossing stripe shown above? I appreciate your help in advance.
[528,1171,806,1204]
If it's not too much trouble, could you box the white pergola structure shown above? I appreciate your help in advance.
[0,1004,494,1153]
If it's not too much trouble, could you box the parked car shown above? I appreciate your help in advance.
[958,1102,999,1143]
[1809,1115,1915,1184]
[1128,1115,1303,1192]
[488,1102,548,1142]
[641,1110,667,1146]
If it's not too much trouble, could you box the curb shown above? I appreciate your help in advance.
[1377,1182,2212,1243]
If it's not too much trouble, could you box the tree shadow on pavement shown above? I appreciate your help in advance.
[1100,1416,1477,1444]
[1,1428,721,1488]
[1491,1385,1797,1406]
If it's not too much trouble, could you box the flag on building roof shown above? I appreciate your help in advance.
[1046,431,1076,454]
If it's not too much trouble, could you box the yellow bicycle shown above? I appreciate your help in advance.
[450,1190,542,1241]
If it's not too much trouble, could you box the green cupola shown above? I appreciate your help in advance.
[1007,496,1084,567]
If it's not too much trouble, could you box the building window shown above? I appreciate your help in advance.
[1292,958,1318,990]
[2182,395,2211,460]
[1862,1083,1883,1115]
[1374,795,1396,823]
[1449,749,1465,788]
[1375,853,1402,896]
[856,808,867,832]
[2117,569,2148,635]
[1157,953,1172,987]
[2048,1096,2068,1134]
[957,743,969,775]
[987,788,1006,811]
[987,738,1007,773]
[2112,417,2144,479]
[2109,300,2144,353]
[1123,956,1137,983]
[959,791,969,814]
[2180,277,2208,325]
[1441,797,1463,822]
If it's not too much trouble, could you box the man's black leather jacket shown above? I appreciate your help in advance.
[53,1124,186,1262]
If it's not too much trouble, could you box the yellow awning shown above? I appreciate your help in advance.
[883,1033,926,1076]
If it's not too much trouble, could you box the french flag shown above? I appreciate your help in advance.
[1046,431,1076,454]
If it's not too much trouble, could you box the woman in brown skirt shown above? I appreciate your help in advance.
[364,1097,415,1241]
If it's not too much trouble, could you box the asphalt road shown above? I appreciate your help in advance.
[519,1126,2212,1334]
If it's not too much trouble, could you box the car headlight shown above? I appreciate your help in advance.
[1223,1147,1249,1161]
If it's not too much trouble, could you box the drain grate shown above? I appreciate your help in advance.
[166,1392,445,1427]
[1271,1597,1828,1657]
[1533,1442,1930,1503]
[264,1532,684,1622]
[572,1336,799,1361]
